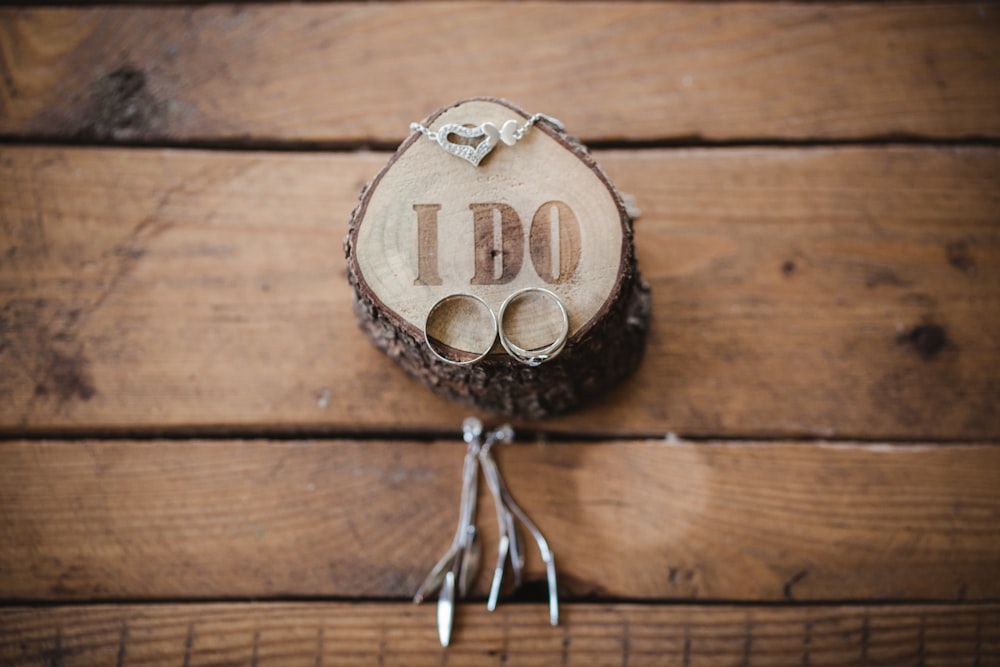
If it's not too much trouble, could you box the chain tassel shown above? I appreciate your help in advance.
[413,418,559,646]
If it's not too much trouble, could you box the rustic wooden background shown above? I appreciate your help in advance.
[1,3,999,665]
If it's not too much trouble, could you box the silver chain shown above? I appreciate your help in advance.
[409,112,564,166]
[409,113,562,144]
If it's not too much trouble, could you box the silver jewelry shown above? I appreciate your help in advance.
[424,293,498,366]
[477,425,558,626]
[410,113,564,167]
[414,419,558,646]
[498,287,570,366]
[412,418,483,646]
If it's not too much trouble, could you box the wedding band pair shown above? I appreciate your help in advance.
[424,287,569,367]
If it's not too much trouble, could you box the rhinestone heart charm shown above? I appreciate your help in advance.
[412,111,564,167]
[436,123,501,167]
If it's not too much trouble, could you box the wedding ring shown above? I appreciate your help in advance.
[424,293,498,366]
[498,287,569,367]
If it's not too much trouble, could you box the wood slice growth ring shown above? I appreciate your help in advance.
[345,98,650,418]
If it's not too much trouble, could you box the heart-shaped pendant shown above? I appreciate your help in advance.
[500,119,519,146]
[436,123,499,167]
[482,122,501,148]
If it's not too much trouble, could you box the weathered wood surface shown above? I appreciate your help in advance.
[1,4,999,144]
[2,439,997,601]
[1,146,997,437]
[2,602,998,667]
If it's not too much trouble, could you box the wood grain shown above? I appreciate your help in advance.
[1,146,998,437]
[1,602,998,666]
[1,4,998,143]
[1,439,998,601]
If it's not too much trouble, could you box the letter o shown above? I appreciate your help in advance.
[529,201,581,284]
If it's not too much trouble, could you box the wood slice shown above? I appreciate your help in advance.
[345,98,649,418]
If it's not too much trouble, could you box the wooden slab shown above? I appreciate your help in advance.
[2,602,998,667]
[1,439,997,601]
[352,99,626,342]
[347,98,649,417]
[1,146,998,437]
[1,4,998,143]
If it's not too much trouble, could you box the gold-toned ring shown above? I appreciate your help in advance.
[497,287,569,367]
[424,293,498,366]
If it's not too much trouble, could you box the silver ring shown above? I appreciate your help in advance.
[424,293,498,366]
[498,287,569,367]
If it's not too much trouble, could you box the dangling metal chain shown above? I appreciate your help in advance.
[413,418,559,646]
[411,419,482,646]
[409,113,564,167]
[478,425,558,627]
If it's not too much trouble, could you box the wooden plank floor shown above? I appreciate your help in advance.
[1,2,998,665]
[3,440,999,602]
[2,4,999,143]
[2,146,997,438]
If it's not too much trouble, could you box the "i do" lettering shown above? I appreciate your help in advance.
[413,201,582,286]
